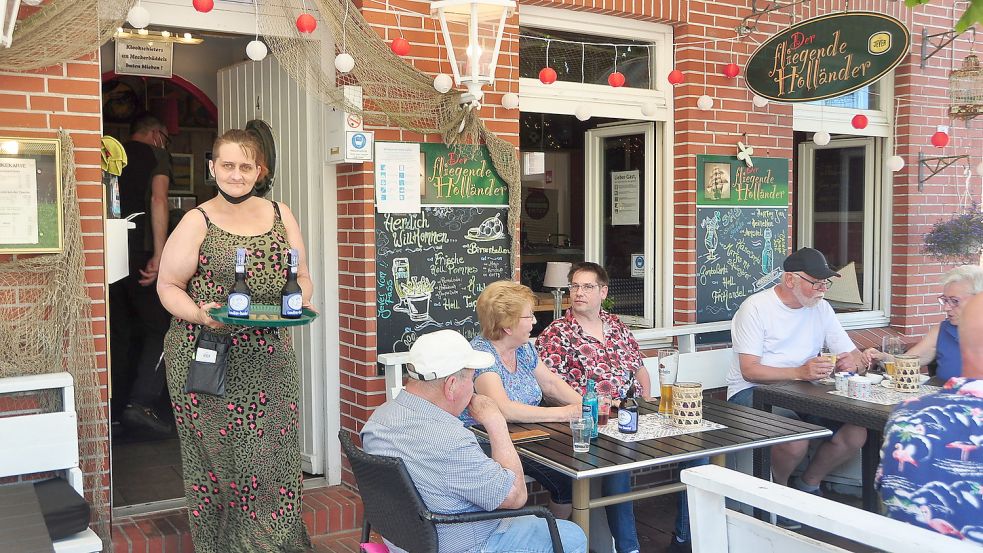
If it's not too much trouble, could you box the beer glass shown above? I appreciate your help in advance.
[882,336,904,376]
[657,348,680,415]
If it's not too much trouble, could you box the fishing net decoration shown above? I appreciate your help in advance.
[0,131,109,539]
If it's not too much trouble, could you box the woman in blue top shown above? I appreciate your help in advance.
[467,281,583,515]
[866,265,983,379]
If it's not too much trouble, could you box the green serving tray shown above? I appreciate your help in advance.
[208,304,318,327]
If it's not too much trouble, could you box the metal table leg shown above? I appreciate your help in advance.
[571,478,591,541]
[862,430,882,512]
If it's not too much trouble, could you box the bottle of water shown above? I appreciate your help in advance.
[583,379,599,439]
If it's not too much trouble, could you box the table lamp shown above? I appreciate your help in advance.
[543,261,572,320]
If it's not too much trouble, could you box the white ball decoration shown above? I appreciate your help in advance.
[127,5,151,29]
[433,73,453,94]
[246,40,268,61]
[334,53,355,74]
[813,130,831,146]
[640,101,658,117]
[752,95,769,108]
[574,104,592,121]
[697,94,713,111]
[886,155,904,172]
[976,161,983,176]
[501,92,520,110]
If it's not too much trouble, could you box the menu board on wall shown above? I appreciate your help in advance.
[695,155,790,328]
[376,143,510,356]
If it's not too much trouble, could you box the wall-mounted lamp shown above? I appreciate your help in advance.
[430,0,514,104]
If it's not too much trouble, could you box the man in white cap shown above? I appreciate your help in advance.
[727,247,869,523]
[361,329,587,553]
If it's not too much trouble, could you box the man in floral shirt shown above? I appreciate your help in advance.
[535,262,700,553]
[877,293,983,544]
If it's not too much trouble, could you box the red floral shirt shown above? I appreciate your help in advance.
[535,309,645,398]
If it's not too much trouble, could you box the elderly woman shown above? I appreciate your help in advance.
[865,265,983,379]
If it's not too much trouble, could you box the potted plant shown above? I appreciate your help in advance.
[923,205,983,263]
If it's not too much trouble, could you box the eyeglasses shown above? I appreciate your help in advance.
[792,273,832,291]
[215,161,258,176]
[938,295,964,308]
[568,283,604,292]
[155,129,171,149]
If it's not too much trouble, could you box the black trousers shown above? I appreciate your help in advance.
[109,251,172,414]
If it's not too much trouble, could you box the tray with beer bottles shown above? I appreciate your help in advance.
[208,304,319,327]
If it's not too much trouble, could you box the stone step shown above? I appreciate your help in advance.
[111,485,362,553]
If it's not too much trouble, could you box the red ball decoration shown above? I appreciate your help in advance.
[723,63,740,78]
[607,71,626,87]
[667,69,684,85]
[192,0,214,12]
[390,37,410,56]
[851,114,868,130]
[296,13,317,34]
[539,67,557,85]
[931,130,950,148]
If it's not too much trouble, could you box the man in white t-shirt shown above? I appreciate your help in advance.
[728,248,869,504]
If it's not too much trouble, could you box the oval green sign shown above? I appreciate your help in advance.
[745,12,910,103]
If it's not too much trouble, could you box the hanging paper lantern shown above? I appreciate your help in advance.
[813,131,831,146]
[192,0,214,13]
[752,95,769,108]
[851,114,869,130]
[723,63,740,78]
[886,155,904,172]
[574,104,592,121]
[501,93,520,110]
[296,13,317,33]
[697,95,713,111]
[667,69,684,85]
[607,71,626,87]
[127,5,151,28]
[334,53,355,73]
[433,73,453,93]
[390,37,410,56]
[931,130,949,148]
[539,67,557,85]
[641,102,658,117]
[246,40,268,61]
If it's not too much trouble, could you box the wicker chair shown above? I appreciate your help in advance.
[339,430,565,553]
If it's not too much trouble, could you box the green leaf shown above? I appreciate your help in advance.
[954,2,983,33]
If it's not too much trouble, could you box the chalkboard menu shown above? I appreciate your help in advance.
[376,143,511,356]
[696,155,790,327]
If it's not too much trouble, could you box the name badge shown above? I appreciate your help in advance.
[195,347,217,363]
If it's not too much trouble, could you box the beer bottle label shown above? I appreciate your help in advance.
[282,293,303,317]
[228,293,250,317]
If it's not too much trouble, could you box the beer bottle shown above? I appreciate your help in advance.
[618,382,639,434]
[228,248,252,318]
[281,248,303,319]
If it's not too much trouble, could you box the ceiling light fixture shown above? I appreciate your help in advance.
[115,27,203,44]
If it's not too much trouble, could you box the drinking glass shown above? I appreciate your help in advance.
[657,348,680,415]
[820,345,837,367]
[569,418,590,453]
[597,398,611,427]
[882,336,904,377]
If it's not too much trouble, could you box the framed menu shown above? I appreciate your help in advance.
[0,137,63,253]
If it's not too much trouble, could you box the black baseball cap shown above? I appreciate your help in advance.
[782,247,841,279]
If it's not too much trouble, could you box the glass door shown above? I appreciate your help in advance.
[585,122,655,327]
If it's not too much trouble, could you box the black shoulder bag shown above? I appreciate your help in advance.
[184,328,233,396]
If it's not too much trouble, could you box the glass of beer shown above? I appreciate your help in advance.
[882,336,903,376]
[657,348,680,415]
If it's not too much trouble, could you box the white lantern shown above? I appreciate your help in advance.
[752,95,769,108]
[246,40,268,61]
[431,0,515,102]
[433,73,454,93]
[886,155,904,172]
[813,131,831,146]
[501,92,519,109]
[697,95,713,111]
[127,5,151,29]
[640,102,658,117]
[335,53,355,74]
[574,104,591,121]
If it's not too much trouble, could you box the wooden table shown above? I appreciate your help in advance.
[503,398,831,539]
[752,380,932,511]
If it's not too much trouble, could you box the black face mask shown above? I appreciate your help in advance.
[217,186,253,204]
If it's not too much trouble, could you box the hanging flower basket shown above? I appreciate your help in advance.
[924,206,983,263]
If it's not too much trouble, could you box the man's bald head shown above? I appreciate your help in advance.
[959,292,983,378]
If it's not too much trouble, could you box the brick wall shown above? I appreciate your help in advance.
[0,53,110,533]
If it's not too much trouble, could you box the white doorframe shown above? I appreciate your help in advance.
[585,122,657,327]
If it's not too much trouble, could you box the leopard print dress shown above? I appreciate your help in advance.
[163,202,311,552]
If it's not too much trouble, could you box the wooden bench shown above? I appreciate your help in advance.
[682,464,977,553]
[0,372,103,553]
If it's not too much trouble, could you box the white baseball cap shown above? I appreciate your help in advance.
[407,330,495,381]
